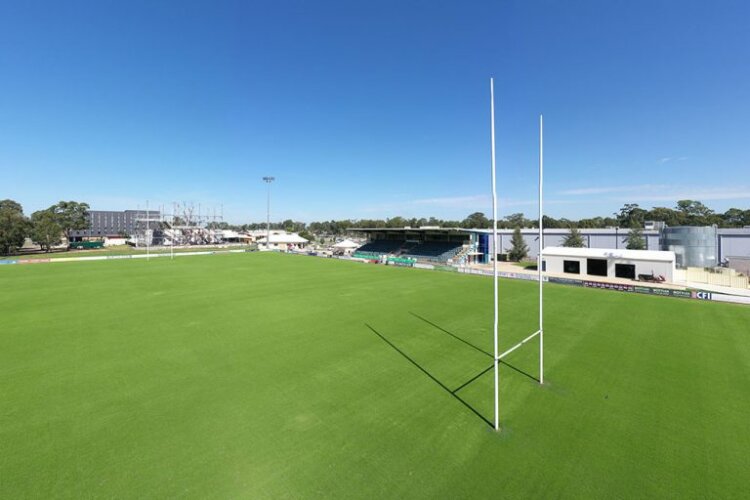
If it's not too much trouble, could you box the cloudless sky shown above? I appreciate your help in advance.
[1,0,749,223]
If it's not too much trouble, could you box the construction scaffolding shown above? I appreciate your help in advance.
[133,202,225,247]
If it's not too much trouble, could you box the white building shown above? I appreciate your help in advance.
[256,230,309,251]
[217,230,253,244]
[332,239,360,255]
[543,247,676,282]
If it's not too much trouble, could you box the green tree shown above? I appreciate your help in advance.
[461,212,490,228]
[51,201,90,241]
[504,212,528,229]
[386,216,406,228]
[675,199,715,226]
[542,215,562,228]
[508,227,529,261]
[30,210,63,252]
[721,208,745,227]
[625,223,646,250]
[0,199,30,255]
[562,226,586,247]
[615,203,647,228]
[646,206,681,226]
[577,217,601,229]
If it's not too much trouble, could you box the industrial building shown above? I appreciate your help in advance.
[69,210,160,241]
[470,226,750,267]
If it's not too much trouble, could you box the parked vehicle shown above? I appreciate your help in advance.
[638,272,666,282]
[69,241,105,250]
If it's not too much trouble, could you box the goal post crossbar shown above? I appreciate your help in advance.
[497,330,541,360]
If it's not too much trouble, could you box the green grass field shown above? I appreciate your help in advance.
[2,253,749,498]
[2,244,255,260]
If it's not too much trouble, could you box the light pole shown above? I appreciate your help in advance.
[262,176,275,249]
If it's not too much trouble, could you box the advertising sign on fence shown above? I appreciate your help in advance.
[548,277,583,286]
[387,257,416,267]
[584,281,635,292]
[500,271,547,282]
[633,285,692,299]
[710,293,750,305]
[414,263,435,270]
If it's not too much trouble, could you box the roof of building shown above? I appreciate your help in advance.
[470,228,661,235]
[543,246,675,262]
[218,229,251,239]
[349,227,469,233]
[349,227,663,235]
[333,239,360,248]
[256,233,309,244]
[717,228,750,235]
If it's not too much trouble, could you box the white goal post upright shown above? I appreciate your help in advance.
[489,78,500,432]
[538,114,544,385]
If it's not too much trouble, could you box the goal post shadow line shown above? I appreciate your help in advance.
[364,323,493,428]
[364,322,539,429]
[409,312,539,384]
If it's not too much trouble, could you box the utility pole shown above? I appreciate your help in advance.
[263,176,275,250]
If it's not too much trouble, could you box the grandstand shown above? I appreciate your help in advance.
[403,241,463,262]
[354,239,404,258]
[350,227,469,263]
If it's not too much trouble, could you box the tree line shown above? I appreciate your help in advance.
[2,197,748,255]
[0,200,89,255]
[219,199,750,236]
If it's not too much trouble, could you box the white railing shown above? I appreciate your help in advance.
[684,267,749,289]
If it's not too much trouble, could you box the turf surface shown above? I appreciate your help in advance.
[1,244,255,260]
[1,253,749,498]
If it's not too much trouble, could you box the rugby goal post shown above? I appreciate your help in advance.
[490,78,544,431]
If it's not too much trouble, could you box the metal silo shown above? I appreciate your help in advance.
[660,226,718,268]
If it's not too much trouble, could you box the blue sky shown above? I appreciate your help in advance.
[1,0,749,223]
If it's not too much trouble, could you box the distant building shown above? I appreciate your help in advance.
[217,230,253,244]
[69,210,160,241]
[542,246,676,282]
[256,230,309,250]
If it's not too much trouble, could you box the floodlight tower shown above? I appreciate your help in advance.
[262,176,275,249]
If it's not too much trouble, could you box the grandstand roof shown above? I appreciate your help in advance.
[470,227,661,235]
[348,227,469,233]
[350,227,663,235]
[256,233,309,244]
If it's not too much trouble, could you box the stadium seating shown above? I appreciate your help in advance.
[403,241,463,262]
[354,239,465,263]
[355,240,403,255]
